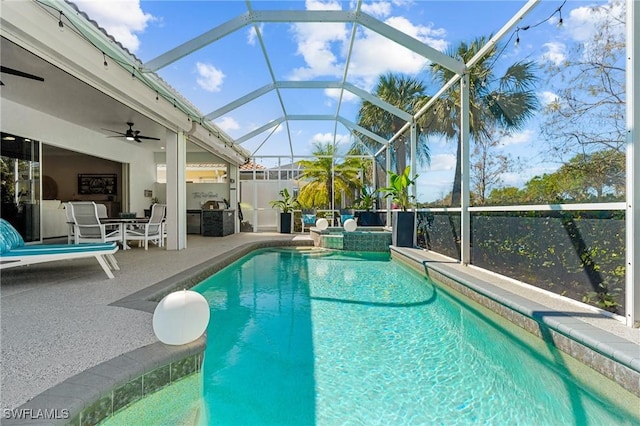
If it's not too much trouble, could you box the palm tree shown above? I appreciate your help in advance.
[355,73,431,184]
[424,35,539,206]
[297,142,363,209]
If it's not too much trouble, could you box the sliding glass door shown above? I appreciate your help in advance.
[1,133,41,242]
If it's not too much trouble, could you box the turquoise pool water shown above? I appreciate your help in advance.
[103,248,639,425]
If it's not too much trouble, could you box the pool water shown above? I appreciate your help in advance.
[104,248,639,425]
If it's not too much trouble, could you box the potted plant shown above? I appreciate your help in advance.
[353,186,381,226]
[269,188,299,233]
[379,166,418,247]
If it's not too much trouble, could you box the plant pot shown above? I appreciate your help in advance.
[356,211,382,226]
[279,212,292,234]
[392,211,415,247]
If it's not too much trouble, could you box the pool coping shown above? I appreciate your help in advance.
[4,238,313,426]
[390,246,640,398]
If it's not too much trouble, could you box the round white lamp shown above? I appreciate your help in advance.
[316,218,329,230]
[343,218,357,232]
[153,290,210,345]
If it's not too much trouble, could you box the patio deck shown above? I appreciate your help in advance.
[0,233,311,414]
[1,233,638,420]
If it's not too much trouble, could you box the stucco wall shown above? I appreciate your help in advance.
[2,98,157,216]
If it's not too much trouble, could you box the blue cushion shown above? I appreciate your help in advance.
[341,214,354,224]
[302,214,316,224]
[1,242,117,258]
[0,219,25,254]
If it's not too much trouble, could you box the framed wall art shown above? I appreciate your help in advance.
[77,173,117,195]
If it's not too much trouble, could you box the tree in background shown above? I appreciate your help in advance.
[541,0,625,166]
[470,126,522,205]
[297,142,363,209]
[425,35,539,207]
[354,73,431,186]
[486,149,625,204]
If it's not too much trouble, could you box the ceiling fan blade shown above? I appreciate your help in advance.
[135,135,161,140]
[0,66,44,82]
[102,128,127,136]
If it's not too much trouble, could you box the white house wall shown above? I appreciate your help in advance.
[2,98,157,216]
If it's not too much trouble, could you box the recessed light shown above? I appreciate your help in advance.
[2,136,16,140]
[24,138,31,142]
[161,147,165,150]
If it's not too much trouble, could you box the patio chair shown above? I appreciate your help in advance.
[300,210,316,233]
[96,203,108,218]
[124,203,166,250]
[0,218,120,279]
[68,202,123,245]
[339,210,356,226]
[64,202,75,244]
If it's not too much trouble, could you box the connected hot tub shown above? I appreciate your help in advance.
[309,226,392,252]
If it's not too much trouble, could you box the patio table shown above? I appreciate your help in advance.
[100,217,149,250]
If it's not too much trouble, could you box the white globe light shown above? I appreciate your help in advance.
[316,218,329,230]
[343,218,357,232]
[153,290,210,345]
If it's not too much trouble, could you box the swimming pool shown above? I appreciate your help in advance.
[103,247,639,425]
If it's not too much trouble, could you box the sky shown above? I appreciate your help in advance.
[72,0,617,202]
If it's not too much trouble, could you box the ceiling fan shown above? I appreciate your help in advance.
[0,66,45,86]
[103,122,160,143]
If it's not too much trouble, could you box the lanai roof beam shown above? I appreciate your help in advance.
[206,81,413,122]
[144,10,464,74]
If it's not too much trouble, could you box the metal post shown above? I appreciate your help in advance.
[386,144,392,226]
[626,0,639,327]
[410,123,417,246]
[460,74,470,265]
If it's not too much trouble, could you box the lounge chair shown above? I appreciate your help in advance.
[0,219,120,279]
[339,210,356,226]
[301,211,316,233]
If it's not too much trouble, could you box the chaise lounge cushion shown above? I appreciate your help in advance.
[302,214,316,225]
[1,242,118,258]
[0,219,25,254]
[0,218,120,278]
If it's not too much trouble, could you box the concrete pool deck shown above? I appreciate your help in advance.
[1,234,639,422]
[0,232,311,418]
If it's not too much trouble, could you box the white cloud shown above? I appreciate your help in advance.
[541,42,565,66]
[73,0,154,52]
[288,14,348,80]
[539,91,558,107]
[565,0,625,43]
[361,1,392,18]
[324,88,360,103]
[306,0,342,11]
[247,24,264,46]
[500,172,526,187]
[428,154,456,171]
[499,129,534,147]
[311,132,350,146]
[196,62,225,92]
[348,18,447,90]
[288,1,448,90]
[215,116,240,132]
